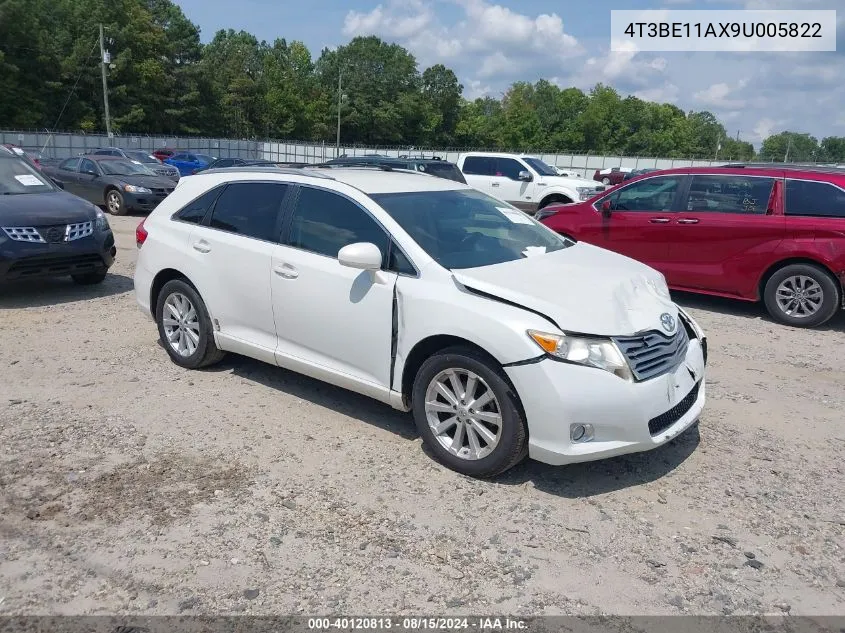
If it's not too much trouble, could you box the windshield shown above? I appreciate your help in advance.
[196,154,215,164]
[371,189,571,270]
[99,160,157,176]
[124,151,159,164]
[521,157,558,177]
[0,157,54,195]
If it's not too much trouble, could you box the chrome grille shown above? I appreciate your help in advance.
[3,227,45,243]
[66,221,93,241]
[613,327,689,382]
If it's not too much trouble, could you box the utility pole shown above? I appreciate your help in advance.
[784,137,791,162]
[99,24,112,138]
[335,69,342,152]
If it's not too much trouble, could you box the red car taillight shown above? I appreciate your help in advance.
[136,217,148,248]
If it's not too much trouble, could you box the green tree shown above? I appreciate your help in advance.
[421,64,462,145]
[760,131,819,162]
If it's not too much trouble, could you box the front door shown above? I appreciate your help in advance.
[579,174,686,269]
[493,157,537,213]
[77,158,105,204]
[271,185,397,398]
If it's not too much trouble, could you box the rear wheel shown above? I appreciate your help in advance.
[105,188,126,215]
[155,279,226,369]
[602,177,611,185]
[763,263,841,328]
[412,347,528,478]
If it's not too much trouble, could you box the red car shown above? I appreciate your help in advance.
[152,147,175,161]
[593,166,633,186]
[538,164,845,328]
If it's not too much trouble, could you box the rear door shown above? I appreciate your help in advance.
[578,174,686,269]
[783,177,845,270]
[666,173,783,295]
[54,158,81,194]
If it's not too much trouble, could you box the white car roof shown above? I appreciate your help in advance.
[193,166,469,195]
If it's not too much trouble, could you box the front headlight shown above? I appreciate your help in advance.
[124,184,152,194]
[527,330,633,380]
[576,186,595,200]
[94,206,110,231]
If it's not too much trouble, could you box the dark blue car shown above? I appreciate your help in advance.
[0,146,116,284]
[164,152,216,176]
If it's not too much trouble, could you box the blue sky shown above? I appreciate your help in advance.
[173,0,844,145]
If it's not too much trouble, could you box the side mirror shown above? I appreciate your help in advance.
[338,242,382,271]
[52,178,64,189]
[518,170,532,182]
[601,200,613,218]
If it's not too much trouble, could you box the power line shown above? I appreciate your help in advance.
[49,36,100,133]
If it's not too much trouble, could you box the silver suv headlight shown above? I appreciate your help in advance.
[576,186,596,201]
[527,330,633,380]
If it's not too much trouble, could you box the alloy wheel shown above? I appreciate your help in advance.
[775,275,824,318]
[162,292,201,357]
[424,368,502,461]
[107,191,121,214]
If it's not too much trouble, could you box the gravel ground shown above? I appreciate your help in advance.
[0,214,843,616]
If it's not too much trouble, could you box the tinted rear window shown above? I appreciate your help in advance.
[785,179,845,218]
[420,162,466,183]
[208,182,288,241]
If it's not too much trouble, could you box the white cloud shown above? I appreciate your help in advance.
[634,84,680,103]
[693,78,749,109]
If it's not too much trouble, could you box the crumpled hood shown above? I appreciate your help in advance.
[0,191,97,226]
[451,242,678,336]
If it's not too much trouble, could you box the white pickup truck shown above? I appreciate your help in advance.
[456,152,606,214]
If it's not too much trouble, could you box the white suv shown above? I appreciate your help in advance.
[457,153,605,214]
[134,165,707,478]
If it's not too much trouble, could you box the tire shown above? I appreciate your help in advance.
[539,196,571,209]
[155,279,226,369]
[411,346,528,478]
[71,270,108,285]
[763,263,841,328]
[105,188,127,215]
[602,177,611,185]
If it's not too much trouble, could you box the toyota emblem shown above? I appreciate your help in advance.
[660,312,676,334]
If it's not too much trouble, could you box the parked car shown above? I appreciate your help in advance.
[456,153,606,214]
[134,165,707,478]
[86,147,180,181]
[623,168,660,181]
[152,148,176,162]
[42,156,175,216]
[594,166,633,186]
[538,164,845,328]
[165,152,216,176]
[0,145,115,285]
[196,157,277,172]
[325,156,467,183]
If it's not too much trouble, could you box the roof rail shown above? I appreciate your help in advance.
[198,165,336,179]
[722,162,845,174]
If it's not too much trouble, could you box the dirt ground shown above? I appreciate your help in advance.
[0,214,843,617]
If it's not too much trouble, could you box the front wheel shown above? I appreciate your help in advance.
[602,177,611,185]
[763,263,841,328]
[105,189,126,215]
[412,347,528,478]
[155,279,226,369]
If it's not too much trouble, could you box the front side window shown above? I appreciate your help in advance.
[79,159,99,175]
[685,175,775,214]
[462,156,496,176]
[496,158,524,180]
[785,179,845,218]
[170,154,186,161]
[604,176,683,212]
[371,189,571,270]
[286,187,390,263]
[207,182,288,241]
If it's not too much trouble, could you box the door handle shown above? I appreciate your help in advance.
[649,218,671,224]
[492,182,500,187]
[273,264,299,279]
[192,240,211,253]
[677,218,699,224]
